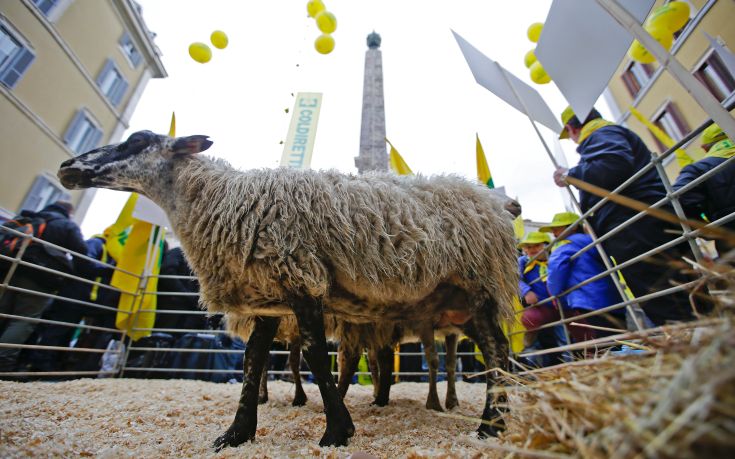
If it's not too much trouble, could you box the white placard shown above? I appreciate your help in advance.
[280,92,323,169]
[452,30,561,134]
[133,194,171,228]
[535,0,654,122]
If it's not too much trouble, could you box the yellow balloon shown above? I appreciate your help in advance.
[315,34,335,54]
[306,0,325,18]
[647,1,690,33]
[628,40,655,64]
[527,22,544,43]
[524,49,537,68]
[529,61,551,84]
[210,30,228,49]
[315,10,337,34]
[188,42,212,64]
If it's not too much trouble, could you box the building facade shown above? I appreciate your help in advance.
[0,0,165,222]
[604,0,735,177]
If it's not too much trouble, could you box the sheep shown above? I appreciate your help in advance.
[57,131,519,450]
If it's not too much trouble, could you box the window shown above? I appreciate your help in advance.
[64,109,103,155]
[119,32,142,68]
[32,0,60,16]
[19,174,70,213]
[694,50,735,103]
[651,102,690,152]
[0,23,35,89]
[96,59,129,106]
[621,62,654,98]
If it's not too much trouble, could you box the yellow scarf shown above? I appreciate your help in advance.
[579,118,615,144]
[523,259,548,281]
[706,139,735,159]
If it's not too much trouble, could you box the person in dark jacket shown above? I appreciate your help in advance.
[0,201,88,372]
[25,230,120,373]
[673,123,735,256]
[155,246,205,331]
[553,106,699,326]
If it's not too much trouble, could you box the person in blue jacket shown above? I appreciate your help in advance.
[673,123,735,256]
[517,231,566,365]
[552,106,700,326]
[545,220,626,341]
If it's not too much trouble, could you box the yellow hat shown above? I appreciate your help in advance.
[701,123,727,146]
[518,231,552,247]
[539,211,580,232]
[559,105,575,140]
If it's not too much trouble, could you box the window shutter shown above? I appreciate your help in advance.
[96,58,114,87]
[64,110,85,145]
[1,48,35,89]
[111,77,129,106]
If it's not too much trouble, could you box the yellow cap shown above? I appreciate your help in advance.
[559,105,575,139]
[701,123,727,146]
[539,212,580,232]
[518,231,552,247]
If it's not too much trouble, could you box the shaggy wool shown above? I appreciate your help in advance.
[0,379,503,458]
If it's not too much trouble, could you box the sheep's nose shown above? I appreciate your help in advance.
[60,158,75,168]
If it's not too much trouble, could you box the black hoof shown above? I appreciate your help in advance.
[318,423,355,447]
[212,425,254,452]
[477,418,505,439]
[425,396,444,412]
[371,397,389,407]
[257,395,268,405]
[292,392,307,407]
[445,397,459,410]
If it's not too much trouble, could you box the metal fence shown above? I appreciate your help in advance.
[0,113,732,383]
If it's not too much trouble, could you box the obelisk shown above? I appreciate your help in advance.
[355,31,388,173]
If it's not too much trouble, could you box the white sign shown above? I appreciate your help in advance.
[452,30,561,134]
[280,92,323,169]
[535,0,654,122]
[133,195,171,228]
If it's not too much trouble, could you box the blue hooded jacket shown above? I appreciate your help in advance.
[546,233,622,312]
[567,125,667,235]
[518,255,550,304]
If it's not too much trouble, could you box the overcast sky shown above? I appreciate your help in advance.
[81,0,612,237]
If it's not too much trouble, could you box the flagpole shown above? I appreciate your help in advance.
[494,62,644,332]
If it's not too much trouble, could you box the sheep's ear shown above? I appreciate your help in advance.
[170,135,213,157]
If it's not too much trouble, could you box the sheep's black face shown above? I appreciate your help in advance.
[57,130,212,192]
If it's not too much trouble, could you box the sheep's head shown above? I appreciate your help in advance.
[57,130,212,193]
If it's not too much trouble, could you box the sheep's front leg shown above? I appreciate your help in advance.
[444,333,459,410]
[258,352,269,404]
[213,316,280,451]
[289,340,307,406]
[462,308,508,438]
[419,326,443,412]
[291,296,355,446]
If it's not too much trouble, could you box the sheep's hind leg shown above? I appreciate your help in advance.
[337,344,360,399]
[289,340,307,406]
[444,333,459,410]
[258,352,269,404]
[291,296,355,446]
[462,307,508,438]
[213,316,280,451]
[419,326,443,412]
[372,345,394,406]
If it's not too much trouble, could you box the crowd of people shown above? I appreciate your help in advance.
[0,106,730,377]
[517,107,731,367]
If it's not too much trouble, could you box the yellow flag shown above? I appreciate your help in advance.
[103,193,138,262]
[168,112,176,137]
[513,215,525,240]
[111,222,163,340]
[386,138,413,175]
[629,106,693,168]
[476,134,494,188]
